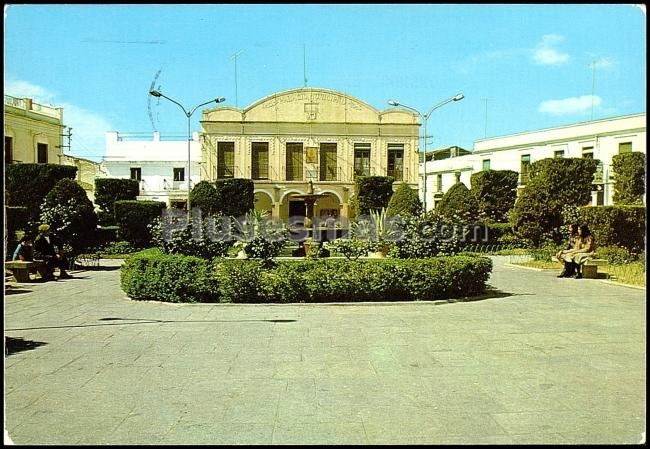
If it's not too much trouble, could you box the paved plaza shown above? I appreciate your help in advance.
[3,256,646,444]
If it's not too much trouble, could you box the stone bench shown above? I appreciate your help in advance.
[4,260,47,282]
[551,256,606,278]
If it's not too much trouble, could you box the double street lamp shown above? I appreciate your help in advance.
[149,89,225,213]
[388,93,464,212]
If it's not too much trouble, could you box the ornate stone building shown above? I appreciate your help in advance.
[200,88,419,221]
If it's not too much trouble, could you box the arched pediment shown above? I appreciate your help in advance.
[244,88,381,123]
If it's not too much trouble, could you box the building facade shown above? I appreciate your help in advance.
[101,131,201,208]
[61,154,104,204]
[424,113,647,209]
[4,94,65,165]
[200,87,419,220]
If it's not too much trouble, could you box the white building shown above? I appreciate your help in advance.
[101,131,201,208]
[424,113,646,209]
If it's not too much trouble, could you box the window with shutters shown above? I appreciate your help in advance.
[387,144,404,181]
[217,142,235,178]
[618,142,632,154]
[252,142,269,180]
[354,143,371,177]
[319,143,337,181]
[286,142,303,181]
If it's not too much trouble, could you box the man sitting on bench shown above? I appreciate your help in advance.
[33,224,72,280]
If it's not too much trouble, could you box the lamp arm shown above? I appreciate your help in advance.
[189,99,219,116]
[157,93,189,116]
[425,98,454,118]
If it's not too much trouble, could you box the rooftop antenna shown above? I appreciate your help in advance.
[589,57,606,121]
[231,49,244,107]
[482,97,493,138]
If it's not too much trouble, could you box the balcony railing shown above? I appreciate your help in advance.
[4,95,62,120]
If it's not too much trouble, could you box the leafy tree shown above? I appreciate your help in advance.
[214,179,254,218]
[353,176,395,216]
[386,183,422,217]
[612,152,645,205]
[40,179,98,254]
[435,181,479,223]
[5,163,77,224]
[510,158,597,245]
[94,178,140,225]
[470,170,519,222]
[114,200,166,248]
[189,181,219,216]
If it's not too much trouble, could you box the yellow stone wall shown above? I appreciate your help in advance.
[4,95,64,164]
[201,88,419,220]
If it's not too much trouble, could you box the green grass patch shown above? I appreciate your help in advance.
[515,260,646,287]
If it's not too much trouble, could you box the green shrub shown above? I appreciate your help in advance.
[114,200,166,248]
[470,170,519,222]
[386,183,422,217]
[5,206,29,242]
[121,253,493,303]
[595,245,637,265]
[120,248,219,302]
[40,179,98,254]
[510,158,598,245]
[612,152,645,205]
[189,181,219,216]
[214,179,254,217]
[93,226,119,249]
[328,238,369,260]
[102,240,137,255]
[579,205,645,255]
[213,259,263,303]
[5,163,77,224]
[150,214,234,259]
[391,212,464,258]
[353,176,395,215]
[233,210,289,262]
[94,178,140,225]
[436,182,479,223]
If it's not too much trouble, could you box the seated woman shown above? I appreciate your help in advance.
[561,224,596,279]
[556,223,579,278]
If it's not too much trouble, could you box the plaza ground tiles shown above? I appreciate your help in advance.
[4,256,645,444]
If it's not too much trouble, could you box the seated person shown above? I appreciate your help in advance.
[13,234,35,262]
[556,223,579,278]
[560,224,596,279]
[33,224,72,280]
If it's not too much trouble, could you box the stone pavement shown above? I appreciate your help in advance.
[3,256,646,444]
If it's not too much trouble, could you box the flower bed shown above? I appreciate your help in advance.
[120,249,493,303]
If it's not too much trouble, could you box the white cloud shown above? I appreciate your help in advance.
[533,34,570,65]
[538,95,602,116]
[4,79,113,161]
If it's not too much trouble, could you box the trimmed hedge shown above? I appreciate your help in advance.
[114,200,166,248]
[354,176,395,215]
[386,183,422,217]
[510,158,598,245]
[5,163,77,223]
[612,152,645,205]
[470,170,519,222]
[121,251,493,303]
[436,182,479,223]
[5,206,29,241]
[94,178,140,225]
[189,181,219,216]
[579,205,645,255]
[214,179,254,217]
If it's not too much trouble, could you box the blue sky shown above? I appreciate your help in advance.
[4,4,646,162]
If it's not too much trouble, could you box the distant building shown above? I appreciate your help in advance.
[101,131,201,208]
[200,87,419,220]
[61,154,104,204]
[4,94,65,165]
[424,113,646,209]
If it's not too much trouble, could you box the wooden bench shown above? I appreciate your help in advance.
[4,260,47,282]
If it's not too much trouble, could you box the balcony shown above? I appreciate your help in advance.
[4,95,62,120]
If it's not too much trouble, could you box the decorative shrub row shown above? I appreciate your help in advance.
[120,250,493,303]
[5,163,77,223]
[114,200,166,248]
[579,205,645,255]
[94,178,140,225]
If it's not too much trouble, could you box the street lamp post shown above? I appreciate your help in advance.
[149,89,225,214]
[388,93,464,212]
